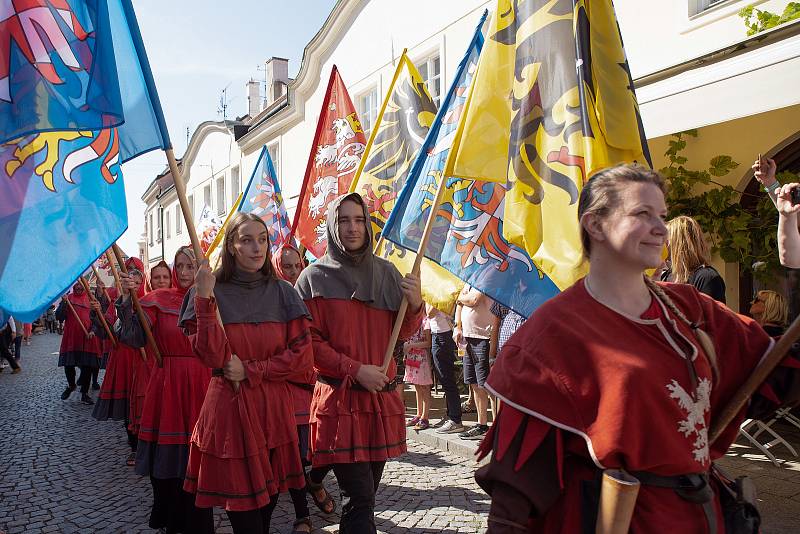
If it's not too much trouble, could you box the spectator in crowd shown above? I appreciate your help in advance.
[427,303,464,434]
[489,302,525,359]
[453,284,493,440]
[12,317,23,361]
[46,305,57,333]
[404,314,433,430]
[750,289,789,338]
[751,155,800,268]
[663,215,726,303]
[1,316,21,373]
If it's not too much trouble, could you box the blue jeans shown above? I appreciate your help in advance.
[431,331,462,424]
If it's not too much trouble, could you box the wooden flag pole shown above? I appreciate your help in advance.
[379,176,448,374]
[709,312,800,444]
[64,297,89,338]
[112,244,162,367]
[79,276,116,348]
[105,250,123,294]
[164,148,239,393]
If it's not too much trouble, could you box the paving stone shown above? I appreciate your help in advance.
[0,332,490,533]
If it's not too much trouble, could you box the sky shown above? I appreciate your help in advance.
[117,0,337,255]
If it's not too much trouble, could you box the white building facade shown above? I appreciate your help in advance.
[142,0,800,309]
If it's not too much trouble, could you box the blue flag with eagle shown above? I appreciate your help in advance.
[0,0,171,322]
[382,10,559,318]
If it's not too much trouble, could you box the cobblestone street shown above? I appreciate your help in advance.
[0,332,489,533]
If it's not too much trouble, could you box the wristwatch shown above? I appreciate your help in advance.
[765,181,781,194]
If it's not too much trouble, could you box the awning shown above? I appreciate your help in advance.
[635,20,800,139]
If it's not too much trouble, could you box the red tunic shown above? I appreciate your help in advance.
[182,296,313,511]
[477,280,776,533]
[94,300,136,419]
[306,297,423,465]
[57,293,101,366]
[137,291,211,448]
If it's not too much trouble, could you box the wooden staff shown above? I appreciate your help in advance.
[166,149,239,393]
[64,297,89,338]
[379,175,448,373]
[79,276,116,348]
[709,312,800,444]
[112,244,162,367]
[104,252,148,363]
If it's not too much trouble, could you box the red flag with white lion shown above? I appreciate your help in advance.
[291,66,366,258]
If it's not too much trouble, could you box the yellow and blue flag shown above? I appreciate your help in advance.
[0,0,171,321]
[239,146,294,255]
[347,49,464,312]
[445,0,651,291]
[383,10,559,318]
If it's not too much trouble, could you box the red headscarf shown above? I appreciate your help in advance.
[271,243,303,283]
[150,260,172,289]
[141,246,196,314]
[125,256,148,298]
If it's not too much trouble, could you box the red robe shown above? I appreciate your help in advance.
[136,289,211,451]
[476,280,789,533]
[57,293,101,367]
[182,296,313,511]
[128,347,155,436]
[306,297,424,465]
[94,297,140,421]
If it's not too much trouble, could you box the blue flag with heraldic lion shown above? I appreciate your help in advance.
[0,0,171,322]
[382,10,559,318]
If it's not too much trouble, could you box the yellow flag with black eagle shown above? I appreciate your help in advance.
[445,0,651,291]
[350,51,464,313]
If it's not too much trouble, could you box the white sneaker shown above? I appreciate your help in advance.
[436,420,465,434]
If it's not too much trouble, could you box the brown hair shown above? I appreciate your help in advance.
[756,290,788,326]
[666,215,712,284]
[215,212,275,282]
[577,163,666,258]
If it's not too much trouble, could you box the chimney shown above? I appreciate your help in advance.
[246,79,260,117]
[264,57,289,106]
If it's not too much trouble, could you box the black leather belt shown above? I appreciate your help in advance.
[317,374,397,392]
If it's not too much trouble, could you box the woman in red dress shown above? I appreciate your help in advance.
[116,247,213,534]
[476,164,800,533]
[56,283,102,404]
[92,257,147,466]
[272,242,330,531]
[179,214,313,533]
[126,260,172,459]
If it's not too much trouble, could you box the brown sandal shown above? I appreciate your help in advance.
[307,478,336,514]
[126,452,136,466]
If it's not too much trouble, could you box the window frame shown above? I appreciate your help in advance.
[216,176,226,216]
[356,86,379,137]
[416,53,442,107]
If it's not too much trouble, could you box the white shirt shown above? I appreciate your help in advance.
[428,309,452,334]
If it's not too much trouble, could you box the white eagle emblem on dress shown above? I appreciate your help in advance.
[666,377,712,465]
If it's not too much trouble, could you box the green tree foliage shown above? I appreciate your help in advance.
[739,2,800,35]
[660,131,797,280]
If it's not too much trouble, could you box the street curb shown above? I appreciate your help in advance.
[406,426,489,465]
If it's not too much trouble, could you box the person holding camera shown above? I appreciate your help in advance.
[752,156,800,268]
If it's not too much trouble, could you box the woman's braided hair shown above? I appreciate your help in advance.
[644,277,719,379]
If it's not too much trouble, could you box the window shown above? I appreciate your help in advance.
[175,204,182,235]
[148,212,153,246]
[230,166,240,207]
[417,54,441,106]
[216,176,226,215]
[356,87,378,137]
[156,207,162,243]
[188,194,194,223]
[203,184,211,211]
[166,210,171,239]
[688,0,730,16]
[268,142,281,187]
